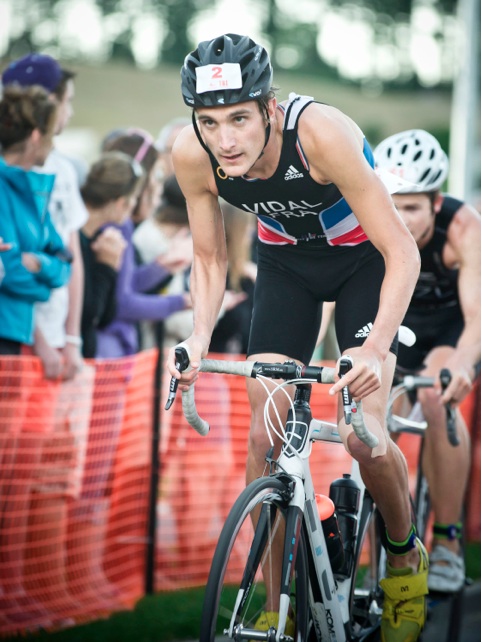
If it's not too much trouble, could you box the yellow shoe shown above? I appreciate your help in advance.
[380,538,429,642]
[253,610,295,637]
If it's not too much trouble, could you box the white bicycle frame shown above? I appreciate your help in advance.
[272,409,367,641]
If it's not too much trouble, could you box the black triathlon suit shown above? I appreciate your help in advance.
[209,94,398,365]
[396,195,464,373]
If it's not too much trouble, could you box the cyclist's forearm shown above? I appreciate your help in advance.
[190,255,227,344]
[364,251,420,360]
[455,319,481,374]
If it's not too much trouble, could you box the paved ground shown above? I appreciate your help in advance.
[423,580,480,642]
[185,581,480,642]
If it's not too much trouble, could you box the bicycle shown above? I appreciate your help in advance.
[167,347,385,642]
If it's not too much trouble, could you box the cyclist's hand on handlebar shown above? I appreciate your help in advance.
[166,335,208,390]
[330,347,382,401]
[436,357,474,406]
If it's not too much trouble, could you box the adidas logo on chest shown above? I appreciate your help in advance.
[284,165,304,181]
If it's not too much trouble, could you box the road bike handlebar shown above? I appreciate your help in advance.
[393,368,458,446]
[166,348,379,449]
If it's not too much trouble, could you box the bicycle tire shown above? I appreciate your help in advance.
[200,475,309,642]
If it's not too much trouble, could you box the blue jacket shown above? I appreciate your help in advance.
[0,161,72,345]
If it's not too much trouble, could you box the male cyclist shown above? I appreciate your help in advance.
[167,33,426,641]
[375,130,481,593]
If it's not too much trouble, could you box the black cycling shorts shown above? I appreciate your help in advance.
[397,304,464,372]
[247,239,398,364]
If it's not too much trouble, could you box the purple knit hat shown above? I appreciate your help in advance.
[2,53,62,93]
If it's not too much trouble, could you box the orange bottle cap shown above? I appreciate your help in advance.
[315,494,335,520]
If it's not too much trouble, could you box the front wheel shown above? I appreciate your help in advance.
[200,475,309,641]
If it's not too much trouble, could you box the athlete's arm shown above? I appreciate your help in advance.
[167,126,228,383]
[441,202,481,403]
[299,105,420,398]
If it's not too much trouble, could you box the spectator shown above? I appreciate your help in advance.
[1,54,99,619]
[133,174,193,349]
[2,53,86,380]
[102,128,192,346]
[95,135,191,358]
[102,127,163,227]
[79,152,140,357]
[0,84,71,628]
[0,84,71,351]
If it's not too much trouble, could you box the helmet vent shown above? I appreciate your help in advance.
[420,168,431,182]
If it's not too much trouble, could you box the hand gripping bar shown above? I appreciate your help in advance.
[399,369,458,447]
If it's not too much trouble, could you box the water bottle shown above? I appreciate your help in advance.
[329,474,360,578]
[315,494,345,574]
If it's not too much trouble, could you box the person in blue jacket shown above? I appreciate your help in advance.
[0,84,72,355]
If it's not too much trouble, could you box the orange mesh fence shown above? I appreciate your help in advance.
[0,351,479,637]
[0,351,156,637]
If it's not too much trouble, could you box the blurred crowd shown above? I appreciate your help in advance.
[0,53,258,629]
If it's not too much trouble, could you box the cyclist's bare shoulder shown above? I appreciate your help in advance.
[444,200,481,268]
[172,125,217,198]
[296,103,368,185]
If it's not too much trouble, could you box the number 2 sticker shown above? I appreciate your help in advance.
[196,63,242,94]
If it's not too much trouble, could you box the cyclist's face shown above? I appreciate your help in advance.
[196,101,268,177]
[391,193,441,248]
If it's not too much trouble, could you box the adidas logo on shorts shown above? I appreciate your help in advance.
[355,323,373,338]
[284,165,304,180]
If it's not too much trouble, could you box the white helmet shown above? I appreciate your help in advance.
[374,129,449,193]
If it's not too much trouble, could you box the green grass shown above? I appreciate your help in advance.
[5,543,479,642]
[4,588,205,642]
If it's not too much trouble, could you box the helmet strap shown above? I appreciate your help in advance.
[256,102,272,160]
[191,110,211,156]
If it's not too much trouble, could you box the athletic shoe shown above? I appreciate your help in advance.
[380,538,429,642]
[253,610,295,637]
[428,544,465,593]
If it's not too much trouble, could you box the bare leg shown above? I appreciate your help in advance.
[419,347,471,554]
[342,349,421,571]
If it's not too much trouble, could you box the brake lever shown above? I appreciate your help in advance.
[165,346,190,410]
[439,368,459,447]
[339,356,357,425]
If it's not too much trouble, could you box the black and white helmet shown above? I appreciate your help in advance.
[181,33,273,108]
[374,129,449,193]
